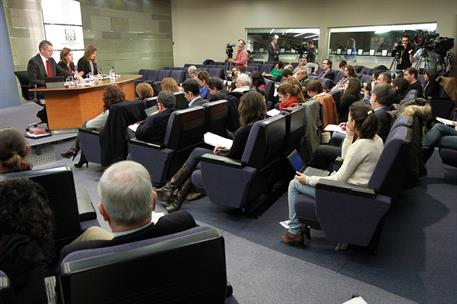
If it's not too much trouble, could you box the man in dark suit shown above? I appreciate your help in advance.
[182,79,206,107]
[27,40,57,122]
[370,84,395,141]
[318,58,335,82]
[267,36,279,62]
[135,90,176,143]
[27,40,57,87]
[60,161,197,258]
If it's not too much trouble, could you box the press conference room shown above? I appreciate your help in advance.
[0,0,456,303]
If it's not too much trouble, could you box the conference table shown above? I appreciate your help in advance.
[30,74,141,130]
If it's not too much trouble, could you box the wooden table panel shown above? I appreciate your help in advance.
[30,74,141,130]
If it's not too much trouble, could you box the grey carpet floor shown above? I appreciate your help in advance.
[32,144,456,304]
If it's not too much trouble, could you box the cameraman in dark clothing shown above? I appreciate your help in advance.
[392,34,414,70]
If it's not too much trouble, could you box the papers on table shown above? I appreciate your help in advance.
[204,132,233,149]
[279,220,290,229]
[25,127,51,139]
[128,123,140,132]
[436,117,456,126]
[324,124,347,134]
[267,109,281,117]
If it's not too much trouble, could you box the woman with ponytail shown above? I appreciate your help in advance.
[277,82,304,111]
[0,128,32,173]
[281,101,384,246]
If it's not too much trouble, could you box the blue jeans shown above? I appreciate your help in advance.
[184,147,212,171]
[422,123,457,162]
[287,179,316,235]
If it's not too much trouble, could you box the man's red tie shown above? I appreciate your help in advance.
[46,60,53,77]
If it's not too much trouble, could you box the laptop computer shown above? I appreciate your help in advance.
[45,76,65,88]
[287,149,330,177]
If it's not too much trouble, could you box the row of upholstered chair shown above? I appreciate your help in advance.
[0,166,229,303]
[294,115,415,251]
[80,100,235,184]
[191,104,313,211]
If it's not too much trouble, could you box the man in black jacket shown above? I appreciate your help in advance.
[60,160,197,259]
[27,40,57,87]
[404,67,424,98]
[27,40,57,122]
[267,36,279,62]
[135,90,176,143]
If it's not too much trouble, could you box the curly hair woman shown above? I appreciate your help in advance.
[0,178,54,304]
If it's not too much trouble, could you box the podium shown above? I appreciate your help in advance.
[30,74,141,130]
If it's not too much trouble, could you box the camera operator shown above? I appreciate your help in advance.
[229,39,248,69]
[305,40,316,63]
[267,36,279,62]
[392,34,414,70]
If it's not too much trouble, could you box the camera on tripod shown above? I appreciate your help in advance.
[414,31,454,56]
[226,43,235,59]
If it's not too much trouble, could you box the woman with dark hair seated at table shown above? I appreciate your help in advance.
[60,85,125,167]
[77,45,98,78]
[56,47,83,80]
[156,91,267,212]
[281,102,383,246]
[0,128,31,173]
[0,178,54,304]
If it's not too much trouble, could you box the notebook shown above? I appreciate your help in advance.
[287,150,330,177]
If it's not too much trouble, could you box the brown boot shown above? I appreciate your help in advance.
[156,166,190,202]
[163,178,193,213]
[281,232,304,246]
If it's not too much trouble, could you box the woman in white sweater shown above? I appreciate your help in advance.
[282,101,384,246]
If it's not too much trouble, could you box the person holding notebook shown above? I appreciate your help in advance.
[156,91,266,212]
[281,102,384,246]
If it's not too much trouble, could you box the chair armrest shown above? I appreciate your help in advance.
[200,153,244,168]
[79,128,100,135]
[129,138,164,150]
[316,179,376,198]
[75,187,96,221]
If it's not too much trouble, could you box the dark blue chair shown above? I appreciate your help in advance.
[170,69,185,84]
[360,66,373,75]
[79,100,147,167]
[359,74,372,84]
[295,125,412,248]
[157,69,172,82]
[58,226,227,304]
[283,104,307,154]
[0,166,98,255]
[439,148,457,168]
[129,106,206,185]
[334,70,344,84]
[144,70,158,82]
[203,100,229,137]
[192,114,287,210]
[318,78,333,91]
[208,68,225,78]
